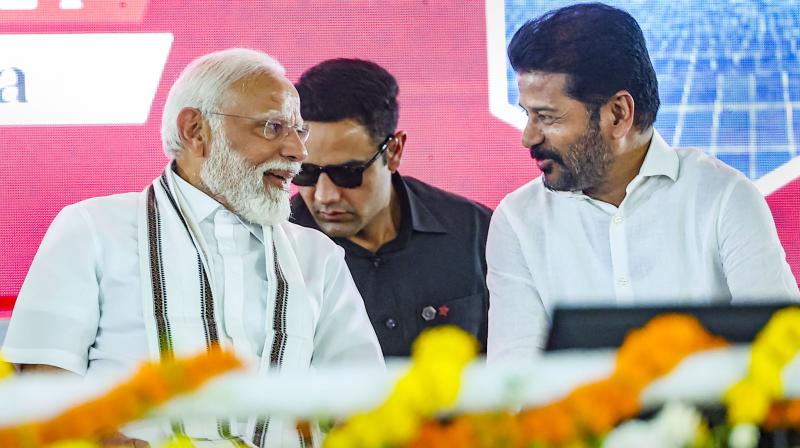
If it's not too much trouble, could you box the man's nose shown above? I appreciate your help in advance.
[314,173,341,204]
[281,130,308,162]
[521,120,544,149]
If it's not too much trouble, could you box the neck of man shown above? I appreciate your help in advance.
[347,188,402,253]
[175,157,203,189]
[584,128,654,207]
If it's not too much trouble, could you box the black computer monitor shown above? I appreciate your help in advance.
[544,302,796,351]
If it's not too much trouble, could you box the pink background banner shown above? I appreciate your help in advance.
[1,1,797,307]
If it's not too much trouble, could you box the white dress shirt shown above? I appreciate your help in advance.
[486,131,800,362]
[3,176,383,379]
[175,175,269,359]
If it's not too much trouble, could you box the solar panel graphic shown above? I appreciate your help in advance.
[491,0,800,190]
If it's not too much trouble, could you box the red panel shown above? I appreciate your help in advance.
[766,178,800,283]
[0,296,15,316]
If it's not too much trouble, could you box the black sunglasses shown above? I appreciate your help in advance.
[292,135,394,188]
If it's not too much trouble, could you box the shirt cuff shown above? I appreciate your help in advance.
[2,346,88,376]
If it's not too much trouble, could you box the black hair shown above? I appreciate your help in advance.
[508,2,659,129]
[296,59,398,143]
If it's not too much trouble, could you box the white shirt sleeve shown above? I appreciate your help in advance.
[311,246,385,367]
[486,203,548,363]
[2,204,101,375]
[718,178,800,302]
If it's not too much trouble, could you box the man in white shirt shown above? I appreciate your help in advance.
[3,48,383,446]
[487,3,799,363]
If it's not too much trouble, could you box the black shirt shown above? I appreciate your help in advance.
[291,173,492,357]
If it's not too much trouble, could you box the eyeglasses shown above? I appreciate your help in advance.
[291,135,394,188]
[207,112,310,143]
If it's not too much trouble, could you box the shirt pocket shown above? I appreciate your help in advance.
[262,328,314,370]
[416,292,486,338]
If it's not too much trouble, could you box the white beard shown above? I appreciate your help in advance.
[200,122,299,226]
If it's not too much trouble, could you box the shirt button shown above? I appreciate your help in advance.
[372,257,382,268]
[385,318,397,329]
[421,306,436,321]
[613,216,623,224]
[617,276,629,286]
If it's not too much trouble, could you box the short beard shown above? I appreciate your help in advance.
[200,120,299,226]
[541,116,613,192]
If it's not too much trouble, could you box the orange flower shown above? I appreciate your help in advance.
[516,314,726,445]
[405,314,727,448]
[0,347,242,447]
[764,399,800,430]
[469,412,520,448]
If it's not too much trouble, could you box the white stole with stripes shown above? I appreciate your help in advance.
[136,165,317,447]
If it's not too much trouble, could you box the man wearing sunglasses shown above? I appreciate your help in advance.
[290,59,492,357]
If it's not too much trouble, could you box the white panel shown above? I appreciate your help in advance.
[0,33,173,125]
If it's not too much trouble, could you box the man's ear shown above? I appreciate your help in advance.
[176,107,210,158]
[604,90,635,140]
[386,130,406,172]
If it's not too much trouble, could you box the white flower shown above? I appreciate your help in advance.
[602,402,702,448]
[652,401,702,446]
[728,423,759,448]
[603,420,655,448]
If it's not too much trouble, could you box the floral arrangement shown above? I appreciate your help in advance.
[0,347,242,448]
[324,326,479,448]
[406,314,728,447]
[722,307,800,447]
[1,308,798,448]
[724,307,800,425]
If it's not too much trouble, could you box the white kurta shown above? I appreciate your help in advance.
[486,131,800,362]
[3,174,384,445]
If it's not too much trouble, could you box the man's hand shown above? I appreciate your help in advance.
[18,363,70,374]
[98,431,150,447]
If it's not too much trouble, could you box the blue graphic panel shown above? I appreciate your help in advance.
[503,0,800,181]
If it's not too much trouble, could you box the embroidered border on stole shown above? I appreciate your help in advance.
[252,243,290,447]
[149,176,241,443]
[147,186,174,358]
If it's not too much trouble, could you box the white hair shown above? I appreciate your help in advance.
[160,48,286,158]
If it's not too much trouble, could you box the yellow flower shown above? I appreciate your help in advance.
[755,330,797,366]
[0,352,13,380]
[412,326,478,366]
[749,351,783,398]
[346,414,385,447]
[160,435,196,448]
[377,402,417,442]
[324,326,478,448]
[725,307,800,425]
[725,379,772,424]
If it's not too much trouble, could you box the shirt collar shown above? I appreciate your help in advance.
[172,172,264,243]
[393,172,447,234]
[637,129,679,182]
[173,173,223,223]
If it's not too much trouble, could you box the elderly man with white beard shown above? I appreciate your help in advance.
[2,48,384,447]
